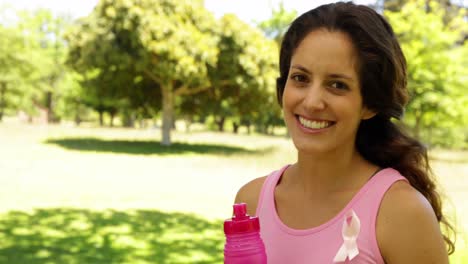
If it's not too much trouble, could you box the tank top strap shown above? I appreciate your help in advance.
[356,167,409,263]
[364,167,408,216]
[255,165,289,217]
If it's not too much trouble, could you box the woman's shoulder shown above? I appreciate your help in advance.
[377,180,448,263]
[378,180,435,227]
[234,176,268,216]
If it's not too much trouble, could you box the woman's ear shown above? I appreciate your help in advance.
[361,107,377,120]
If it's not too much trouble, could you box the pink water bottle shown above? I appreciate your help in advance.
[223,203,267,264]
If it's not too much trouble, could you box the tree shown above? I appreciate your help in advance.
[0,24,30,121]
[67,0,218,145]
[256,2,297,133]
[54,72,90,126]
[16,9,71,123]
[257,1,297,45]
[386,0,467,147]
[254,2,297,134]
[79,69,129,127]
[198,14,278,133]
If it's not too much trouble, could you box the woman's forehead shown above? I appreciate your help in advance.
[290,29,360,76]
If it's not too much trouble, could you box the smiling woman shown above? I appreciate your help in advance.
[234,2,455,263]
[282,29,375,154]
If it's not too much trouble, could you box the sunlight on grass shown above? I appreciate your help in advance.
[0,209,224,264]
[0,121,467,263]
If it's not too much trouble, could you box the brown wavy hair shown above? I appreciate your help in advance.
[276,2,455,254]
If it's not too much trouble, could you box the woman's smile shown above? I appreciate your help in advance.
[296,115,335,133]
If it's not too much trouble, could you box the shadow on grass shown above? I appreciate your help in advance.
[45,137,272,156]
[0,209,224,264]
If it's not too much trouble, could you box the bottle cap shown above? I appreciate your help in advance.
[224,203,260,235]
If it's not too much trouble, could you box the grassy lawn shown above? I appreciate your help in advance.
[0,119,466,263]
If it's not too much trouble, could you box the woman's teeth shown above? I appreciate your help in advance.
[298,116,332,129]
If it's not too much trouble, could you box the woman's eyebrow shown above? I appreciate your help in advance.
[328,73,354,80]
[290,64,311,74]
[291,64,354,81]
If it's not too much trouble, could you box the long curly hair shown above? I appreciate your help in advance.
[276,2,455,254]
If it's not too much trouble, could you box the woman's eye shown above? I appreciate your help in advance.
[330,81,348,90]
[291,74,308,83]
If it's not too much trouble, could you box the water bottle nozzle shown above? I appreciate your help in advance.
[233,203,248,220]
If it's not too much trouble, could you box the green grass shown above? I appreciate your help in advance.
[0,209,223,263]
[0,119,467,263]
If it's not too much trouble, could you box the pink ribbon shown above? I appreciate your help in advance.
[333,210,360,262]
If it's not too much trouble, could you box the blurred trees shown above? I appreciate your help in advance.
[386,0,467,147]
[66,0,281,141]
[0,8,73,123]
[189,14,278,134]
[255,2,299,133]
[0,22,28,121]
[67,0,219,145]
[257,1,297,45]
[18,10,71,123]
[0,0,466,148]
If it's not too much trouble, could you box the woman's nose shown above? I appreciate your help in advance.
[302,83,326,111]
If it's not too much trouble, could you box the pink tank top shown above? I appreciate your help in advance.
[256,165,407,263]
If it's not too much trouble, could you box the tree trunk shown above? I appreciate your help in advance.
[74,101,81,126]
[139,117,145,129]
[0,82,6,122]
[110,112,115,127]
[256,124,266,134]
[46,91,54,123]
[99,110,104,127]
[241,120,251,135]
[109,108,117,127]
[74,114,81,126]
[161,82,174,146]
[172,118,176,130]
[185,117,192,133]
[216,116,225,132]
[122,110,135,128]
[233,122,239,134]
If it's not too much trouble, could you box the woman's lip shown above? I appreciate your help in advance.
[295,114,334,123]
[295,115,335,133]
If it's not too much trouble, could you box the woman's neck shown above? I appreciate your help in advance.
[283,147,377,199]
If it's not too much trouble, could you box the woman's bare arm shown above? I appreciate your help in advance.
[377,181,449,264]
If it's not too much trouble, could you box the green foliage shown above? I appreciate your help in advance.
[3,1,284,135]
[54,72,94,124]
[385,0,468,148]
[16,9,72,122]
[66,0,219,144]
[0,7,76,123]
[254,2,298,133]
[0,10,33,120]
[188,14,280,133]
[257,1,297,45]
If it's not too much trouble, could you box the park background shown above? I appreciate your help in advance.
[0,0,467,263]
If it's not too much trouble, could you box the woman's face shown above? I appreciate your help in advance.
[282,29,375,155]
